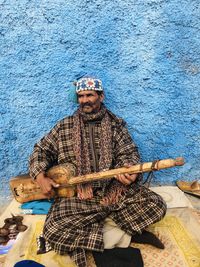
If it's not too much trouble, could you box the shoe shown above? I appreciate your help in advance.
[131,230,164,249]
[176,180,200,198]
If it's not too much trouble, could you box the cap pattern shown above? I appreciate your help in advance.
[76,78,103,93]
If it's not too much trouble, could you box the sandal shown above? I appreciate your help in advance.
[176,180,200,198]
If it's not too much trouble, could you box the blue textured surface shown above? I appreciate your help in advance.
[1,0,200,198]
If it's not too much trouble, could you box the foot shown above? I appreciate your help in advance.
[131,230,164,249]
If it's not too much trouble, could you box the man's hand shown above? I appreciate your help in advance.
[114,164,138,185]
[35,172,60,197]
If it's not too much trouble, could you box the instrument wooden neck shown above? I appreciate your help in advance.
[67,157,184,186]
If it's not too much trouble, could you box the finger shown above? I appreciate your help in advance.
[51,180,60,188]
[115,174,129,184]
[38,179,57,195]
[130,174,138,182]
[116,174,123,183]
[100,198,108,206]
[38,183,49,194]
[118,174,132,185]
[114,175,119,182]
[42,187,53,196]
[125,174,134,182]
[124,173,132,179]
[89,188,93,199]
[124,173,138,182]
[115,174,122,182]
[77,191,82,199]
[89,187,93,199]
[44,185,54,195]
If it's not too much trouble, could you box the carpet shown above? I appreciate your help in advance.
[132,210,200,267]
[1,195,200,267]
[12,209,199,267]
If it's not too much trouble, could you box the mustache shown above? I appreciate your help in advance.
[81,103,93,108]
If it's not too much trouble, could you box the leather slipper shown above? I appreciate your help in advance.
[176,180,200,198]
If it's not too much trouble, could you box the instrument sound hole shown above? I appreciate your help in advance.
[14,188,19,196]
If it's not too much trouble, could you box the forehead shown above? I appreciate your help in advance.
[77,90,98,96]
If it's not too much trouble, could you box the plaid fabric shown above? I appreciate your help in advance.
[29,107,167,267]
[40,185,166,267]
[29,106,140,180]
[36,235,52,254]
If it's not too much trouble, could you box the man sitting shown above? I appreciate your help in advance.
[29,76,167,267]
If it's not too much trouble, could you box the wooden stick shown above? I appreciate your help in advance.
[67,157,184,186]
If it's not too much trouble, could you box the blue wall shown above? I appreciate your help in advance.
[1,0,200,198]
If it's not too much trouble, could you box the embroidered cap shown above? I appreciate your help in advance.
[75,77,103,93]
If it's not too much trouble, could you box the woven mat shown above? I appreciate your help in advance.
[3,208,198,267]
[132,210,200,267]
[2,205,200,267]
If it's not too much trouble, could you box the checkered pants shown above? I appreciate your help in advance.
[40,184,166,267]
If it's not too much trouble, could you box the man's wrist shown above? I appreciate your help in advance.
[36,172,46,181]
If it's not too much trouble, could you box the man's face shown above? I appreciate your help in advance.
[77,90,104,114]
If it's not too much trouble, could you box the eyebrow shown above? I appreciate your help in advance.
[78,92,96,97]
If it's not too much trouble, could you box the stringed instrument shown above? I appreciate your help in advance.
[10,157,184,203]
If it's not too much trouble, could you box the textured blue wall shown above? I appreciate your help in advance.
[1,0,200,199]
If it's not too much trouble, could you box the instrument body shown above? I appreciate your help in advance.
[10,158,184,203]
[10,164,76,203]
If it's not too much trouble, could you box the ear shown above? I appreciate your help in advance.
[100,93,104,102]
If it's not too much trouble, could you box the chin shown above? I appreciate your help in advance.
[82,107,93,113]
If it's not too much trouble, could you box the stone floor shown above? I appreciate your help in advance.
[184,192,200,210]
[0,194,13,216]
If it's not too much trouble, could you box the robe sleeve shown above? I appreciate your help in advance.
[113,122,141,167]
[29,123,59,179]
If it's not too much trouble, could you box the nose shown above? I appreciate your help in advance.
[80,95,89,103]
